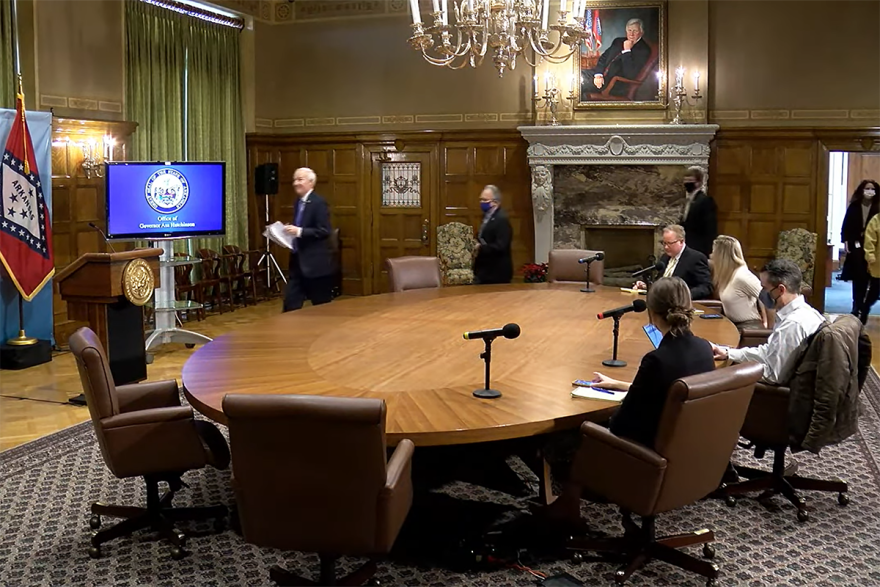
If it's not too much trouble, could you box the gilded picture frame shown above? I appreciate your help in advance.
[573,0,667,110]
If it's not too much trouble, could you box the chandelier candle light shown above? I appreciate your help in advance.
[408,0,592,77]
[662,65,703,125]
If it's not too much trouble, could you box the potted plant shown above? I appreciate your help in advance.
[522,262,549,283]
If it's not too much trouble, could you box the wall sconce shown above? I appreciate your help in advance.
[80,138,104,179]
[660,66,704,125]
[534,71,561,126]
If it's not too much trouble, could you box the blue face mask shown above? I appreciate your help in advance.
[480,201,493,213]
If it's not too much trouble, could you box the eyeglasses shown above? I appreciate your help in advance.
[659,239,682,246]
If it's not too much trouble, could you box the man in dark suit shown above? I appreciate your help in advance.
[679,166,717,257]
[282,167,334,312]
[581,18,652,98]
[473,185,513,284]
[635,224,713,300]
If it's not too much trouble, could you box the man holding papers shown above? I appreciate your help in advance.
[280,167,334,312]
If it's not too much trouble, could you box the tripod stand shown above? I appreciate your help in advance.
[257,193,287,291]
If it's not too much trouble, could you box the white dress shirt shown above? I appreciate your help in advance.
[726,295,825,384]
[663,245,686,277]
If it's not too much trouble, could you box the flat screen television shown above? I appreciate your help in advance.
[105,161,226,240]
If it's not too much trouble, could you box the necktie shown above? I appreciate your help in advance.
[292,199,304,253]
[663,256,678,277]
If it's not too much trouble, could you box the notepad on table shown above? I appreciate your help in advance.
[571,387,627,402]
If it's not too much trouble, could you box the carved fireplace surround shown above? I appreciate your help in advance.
[518,124,719,263]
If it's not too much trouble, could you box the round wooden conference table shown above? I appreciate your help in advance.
[182,283,740,446]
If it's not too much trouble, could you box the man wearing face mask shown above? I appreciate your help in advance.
[711,259,825,384]
[679,166,717,258]
[473,184,513,284]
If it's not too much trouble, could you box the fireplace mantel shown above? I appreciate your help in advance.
[518,124,720,263]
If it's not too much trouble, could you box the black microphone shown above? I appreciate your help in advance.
[597,299,647,320]
[463,323,521,341]
[578,252,605,264]
[88,222,117,253]
[632,261,665,278]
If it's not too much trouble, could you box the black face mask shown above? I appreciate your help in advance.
[684,182,698,193]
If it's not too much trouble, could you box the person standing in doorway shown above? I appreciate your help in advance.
[281,167,334,312]
[473,184,513,284]
[680,166,717,258]
[840,179,879,316]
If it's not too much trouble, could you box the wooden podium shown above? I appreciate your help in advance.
[56,249,161,389]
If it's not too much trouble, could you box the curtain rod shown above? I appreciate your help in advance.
[141,0,245,30]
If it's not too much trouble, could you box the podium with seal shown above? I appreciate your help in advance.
[56,249,161,400]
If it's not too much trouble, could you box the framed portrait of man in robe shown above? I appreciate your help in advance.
[574,1,667,109]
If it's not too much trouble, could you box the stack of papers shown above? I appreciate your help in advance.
[571,387,628,402]
[264,221,295,250]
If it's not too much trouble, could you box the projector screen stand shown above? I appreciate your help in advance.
[145,239,212,359]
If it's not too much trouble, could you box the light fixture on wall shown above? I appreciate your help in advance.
[407,0,591,77]
[662,66,703,125]
[80,139,104,179]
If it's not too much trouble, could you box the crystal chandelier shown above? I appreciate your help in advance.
[407,0,590,77]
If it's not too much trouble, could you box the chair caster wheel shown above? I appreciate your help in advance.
[88,546,101,559]
[797,509,809,522]
[89,515,101,530]
[173,530,187,547]
[706,579,719,587]
[185,343,195,349]
[614,569,627,584]
[725,495,736,507]
[702,544,716,559]
[367,579,381,586]
[571,552,584,562]
[170,546,187,560]
[838,493,850,506]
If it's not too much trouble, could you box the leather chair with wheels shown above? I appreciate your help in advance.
[386,256,442,292]
[548,249,605,286]
[69,327,230,559]
[223,394,414,586]
[566,362,763,586]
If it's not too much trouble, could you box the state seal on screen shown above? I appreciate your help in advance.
[145,168,189,214]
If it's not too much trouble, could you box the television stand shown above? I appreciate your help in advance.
[144,239,212,361]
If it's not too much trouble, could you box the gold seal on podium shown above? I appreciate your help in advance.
[122,258,154,306]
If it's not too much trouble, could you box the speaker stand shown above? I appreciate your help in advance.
[257,193,287,291]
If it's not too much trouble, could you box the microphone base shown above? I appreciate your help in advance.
[602,359,627,368]
[580,287,595,293]
[473,388,502,399]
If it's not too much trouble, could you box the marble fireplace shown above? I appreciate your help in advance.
[518,125,720,268]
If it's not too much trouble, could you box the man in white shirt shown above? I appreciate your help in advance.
[712,259,825,384]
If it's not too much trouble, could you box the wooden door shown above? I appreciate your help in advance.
[370,150,435,293]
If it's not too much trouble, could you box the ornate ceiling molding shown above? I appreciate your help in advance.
[518,124,719,166]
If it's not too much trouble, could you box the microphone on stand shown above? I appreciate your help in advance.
[632,261,665,278]
[88,222,118,253]
[464,323,521,400]
[578,252,605,264]
[597,299,647,320]
[598,299,648,368]
[463,323,521,341]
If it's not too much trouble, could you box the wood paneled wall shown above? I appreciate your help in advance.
[51,119,137,344]
[246,131,533,296]
[710,127,880,311]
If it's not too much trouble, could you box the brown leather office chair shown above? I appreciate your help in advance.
[69,327,230,560]
[223,395,415,586]
[386,256,442,292]
[567,362,763,586]
[718,315,868,521]
[548,249,604,285]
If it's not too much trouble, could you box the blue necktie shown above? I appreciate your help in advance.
[292,199,304,253]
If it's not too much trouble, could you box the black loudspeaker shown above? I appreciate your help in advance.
[255,162,279,195]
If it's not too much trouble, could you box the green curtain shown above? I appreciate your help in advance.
[124,0,186,162]
[0,0,15,109]
[186,17,247,250]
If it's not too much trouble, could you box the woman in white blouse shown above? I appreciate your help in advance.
[711,235,765,329]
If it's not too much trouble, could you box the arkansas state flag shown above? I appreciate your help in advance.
[0,93,54,301]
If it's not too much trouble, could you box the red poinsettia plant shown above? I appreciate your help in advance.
[522,262,549,283]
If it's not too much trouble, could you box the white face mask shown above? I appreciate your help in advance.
[865,189,876,199]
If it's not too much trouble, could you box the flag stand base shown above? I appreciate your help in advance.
[0,339,51,370]
[6,329,37,346]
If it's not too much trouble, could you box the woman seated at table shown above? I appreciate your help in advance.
[591,276,717,448]
[542,277,716,523]
[709,235,765,330]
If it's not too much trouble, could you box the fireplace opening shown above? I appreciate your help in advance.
[582,224,658,286]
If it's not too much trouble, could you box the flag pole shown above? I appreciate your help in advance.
[7,294,37,346]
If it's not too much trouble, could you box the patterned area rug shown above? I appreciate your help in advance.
[4,374,880,587]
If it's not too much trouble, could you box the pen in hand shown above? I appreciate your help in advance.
[591,387,616,395]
